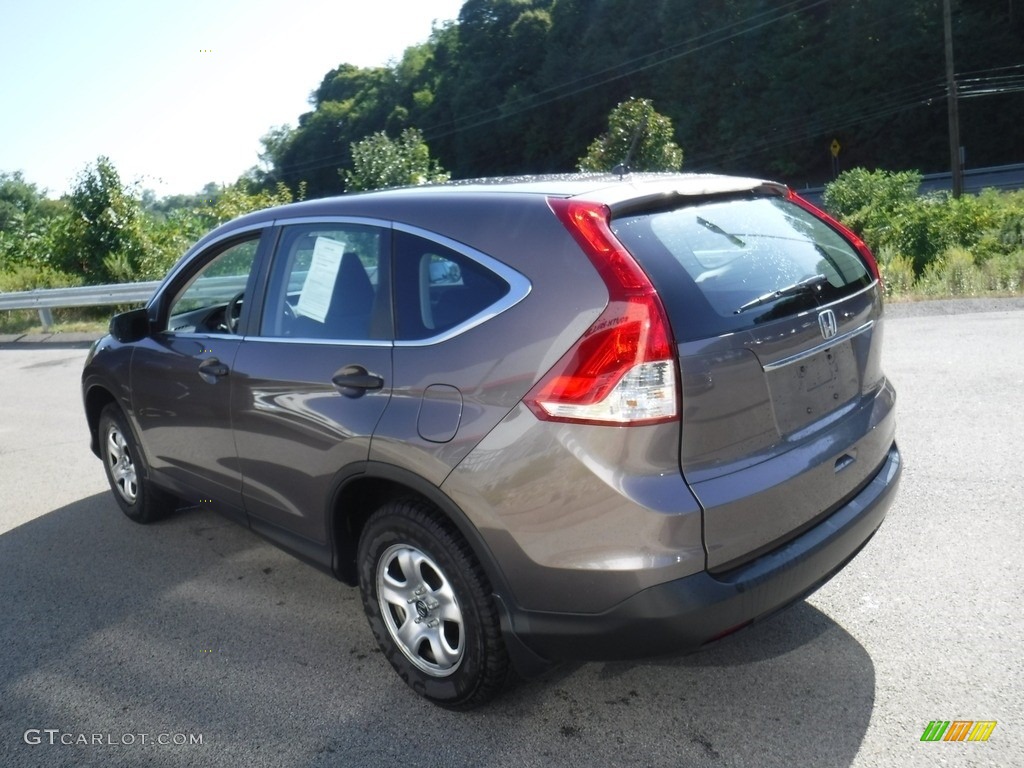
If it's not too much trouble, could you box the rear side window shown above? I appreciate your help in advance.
[612,197,873,341]
[393,231,510,341]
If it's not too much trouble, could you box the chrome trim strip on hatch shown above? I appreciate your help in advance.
[761,320,874,372]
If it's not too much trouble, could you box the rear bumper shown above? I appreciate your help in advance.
[500,441,901,667]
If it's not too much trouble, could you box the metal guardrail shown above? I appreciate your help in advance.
[1,274,266,330]
[795,161,1024,204]
[0,281,160,330]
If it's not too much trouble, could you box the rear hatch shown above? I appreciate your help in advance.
[612,188,895,571]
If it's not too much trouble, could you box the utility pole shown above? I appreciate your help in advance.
[944,0,963,197]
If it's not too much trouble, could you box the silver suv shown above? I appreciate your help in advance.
[82,174,901,709]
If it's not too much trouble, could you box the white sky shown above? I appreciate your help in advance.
[0,0,466,198]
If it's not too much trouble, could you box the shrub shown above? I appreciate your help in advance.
[822,168,921,239]
[0,263,82,292]
[980,250,1024,293]
[875,246,915,298]
[824,170,1024,279]
[918,247,985,297]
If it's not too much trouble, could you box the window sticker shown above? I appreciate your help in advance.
[295,236,346,323]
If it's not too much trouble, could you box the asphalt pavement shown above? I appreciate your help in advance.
[0,298,1021,767]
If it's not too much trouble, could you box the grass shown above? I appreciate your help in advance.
[0,308,111,336]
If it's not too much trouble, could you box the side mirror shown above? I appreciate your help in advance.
[109,307,150,343]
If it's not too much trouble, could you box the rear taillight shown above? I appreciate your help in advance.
[787,189,882,283]
[523,199,678,426]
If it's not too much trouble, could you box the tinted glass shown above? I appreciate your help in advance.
[260,223,388,340]
[393,231,510,341]
[612,197,873,341]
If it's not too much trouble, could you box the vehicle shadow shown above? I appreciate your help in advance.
[0,494,874,768]
[319,601,875,768]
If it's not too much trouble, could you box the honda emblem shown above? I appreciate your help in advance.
[818,309,838,340]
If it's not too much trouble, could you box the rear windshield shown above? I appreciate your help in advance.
[612,196,873,341]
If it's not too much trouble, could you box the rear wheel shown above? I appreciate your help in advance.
[98,404,177,524]
[357,499,513,709]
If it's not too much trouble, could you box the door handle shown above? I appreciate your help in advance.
[332,365,384,397]
[198,357,229,382]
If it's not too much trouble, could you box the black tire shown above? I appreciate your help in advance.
[357,499,514,709]
[98,404,177,524]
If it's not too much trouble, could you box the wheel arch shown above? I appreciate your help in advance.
[84,383,119,458]
[331,462,554,678]
[329,462,511,600]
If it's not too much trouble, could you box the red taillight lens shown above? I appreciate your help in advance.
[524,199,678,426]
[787,189,882,282]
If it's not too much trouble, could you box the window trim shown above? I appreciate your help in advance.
[154,215,532,347]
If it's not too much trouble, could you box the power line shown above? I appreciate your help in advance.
[956,63,1024,78]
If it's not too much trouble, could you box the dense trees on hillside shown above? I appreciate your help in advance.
[2,0,1023,322]
[258,0,1024,199]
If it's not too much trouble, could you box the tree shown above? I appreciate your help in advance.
[46,156,147,282]
[0,171,45,232]
[0,171,59,270]
[345,128,450,192]
[578,98,683,173]
[257,0,1023,190]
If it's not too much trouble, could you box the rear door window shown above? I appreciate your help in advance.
[259,223,389,341]
[612,196,873,341]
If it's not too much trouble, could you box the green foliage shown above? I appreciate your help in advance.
[0,263,82,292]
[119,181,301,282]
[193,181,300,229]
[824,169,1024,277]
[0,219,52,272]
[0,173,64,272]
[822,168,922,231]
[875,246,916,298]
[578,98,683,173]
[980,250,1024,293]
[0,171,46,232]
[822,170,1024,298]
[254,0,1022,194]
[0,264,89,334]
[918,247,986,297]
[1,158,304,291]
[43,156,148,283]
[345,129,450,192]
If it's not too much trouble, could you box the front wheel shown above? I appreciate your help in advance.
[357,499,514,709]
[98,404,177,524]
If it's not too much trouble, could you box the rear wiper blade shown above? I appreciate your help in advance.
[696,216,745,247]
[734,274,829,314]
